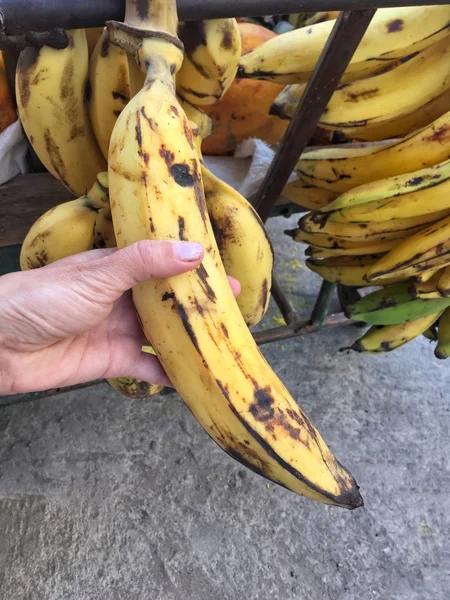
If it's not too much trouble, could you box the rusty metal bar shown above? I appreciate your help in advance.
[253,8,376,222]
[253,311,353,344]
[0,1,445,34]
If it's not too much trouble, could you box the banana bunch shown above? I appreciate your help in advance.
[289,131,450,355]
[238,6,450,84]
[97,0,362,508]
[270,36,450,142]
[295,110,450,194]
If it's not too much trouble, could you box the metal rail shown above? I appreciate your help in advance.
[0,0,447,33]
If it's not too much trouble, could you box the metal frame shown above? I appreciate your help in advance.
[0,0,437,401]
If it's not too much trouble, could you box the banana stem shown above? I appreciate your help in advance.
[124,0,178,36]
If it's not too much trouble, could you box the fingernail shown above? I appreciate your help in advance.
[174,241,203,262]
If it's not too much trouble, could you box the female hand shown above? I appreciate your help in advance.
[0,241,240,395]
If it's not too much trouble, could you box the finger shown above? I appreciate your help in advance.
[69,240,204,302]
[43,248,118,269]
[227,276,241,298]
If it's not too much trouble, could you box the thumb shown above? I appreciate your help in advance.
[67,240,204,303]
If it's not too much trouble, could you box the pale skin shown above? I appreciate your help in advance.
[0,240,240,395]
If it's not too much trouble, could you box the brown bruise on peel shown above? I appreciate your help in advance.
[178,21,207,55]
[159,144,175,167]
[170,163,195,187]
[135,0,150,20]
[344,89,379,103]
[17,46,41,109]
[43,129,69,187]
[260,279,269,311]
[28,250,48,269]
[178,216,186,240]
[387,19,404,32]
[196,264,217,302]
[28,230,51,248]
[426,125,450,143]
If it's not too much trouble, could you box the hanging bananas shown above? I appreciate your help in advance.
[237,6,450,84]
[16,29,107,196]
[105,0,362,508]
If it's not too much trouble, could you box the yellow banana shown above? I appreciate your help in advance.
[305,237,401,259]
[437,266,450,297]
[317,37,450,141]
[326,159,450,223]
[306,255,404,287]
[20,174,109,270]
[409,271,443,299]
[16,29,107,196]
[435,307,450,359]
[237,6,450,84]
[93,206,116,249]
[415,266,444,284]
[296,110,450,193]
[281,179,338,210]
[188,113,274,327]
[347,312,443,353]
[178,96,213,139]
[106,377,164,398]
[85,27,104,57]
[304,12,340,26]
[297,209,447,243]
[106,0,362,508]
[177,19,241,105]
[89,29,132,160]
[365,214,450,281]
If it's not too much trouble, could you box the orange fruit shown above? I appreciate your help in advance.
[0,52,17,134]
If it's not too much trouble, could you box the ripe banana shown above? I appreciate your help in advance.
[85,27,105,57]
[177,18,241,105]
[89,29,131,160]
[281,179,338,211]
[422,325,438,342]
[304,11,340,26]
[437,266,450,297]
[435,307,450,359]
[316,37,450,141]
[188,112,274,327]
[365,214,450,282]
[20,173,109,270]
[347,312,443,353]
[237,6,450,84]
[345,282,450,325]
[304,236,400,259]
[106,377,163,398]
[106,0,362,508]
[297,209,447,243]
[326,159,450,223]
[295,110,450,194]
[16,29,107,196]
[306,255,403,287]
[409,270,443,300]
[93,207,116,249]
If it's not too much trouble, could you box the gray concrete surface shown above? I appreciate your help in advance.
[1,214,450,600]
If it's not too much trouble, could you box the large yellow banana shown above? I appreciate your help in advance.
[348,312,443,353]
[305,236,401,259]
[317,37,450,141]
[237,6,450,84]
[326,159,450,223]
[106,0,362,508]
[281,179,338,210]
[176,19,241,105]
[306,256,403,287]
[89,29,132,160]
[296,110,450,193]
[365,214,450,281]
[297,209,448,243]
[20,174,109,270]
[16,29,107,196]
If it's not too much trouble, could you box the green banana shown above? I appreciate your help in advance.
[345,281,450,325]
[346,312,443,353]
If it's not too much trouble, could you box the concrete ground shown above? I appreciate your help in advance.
[1,214,450,600]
